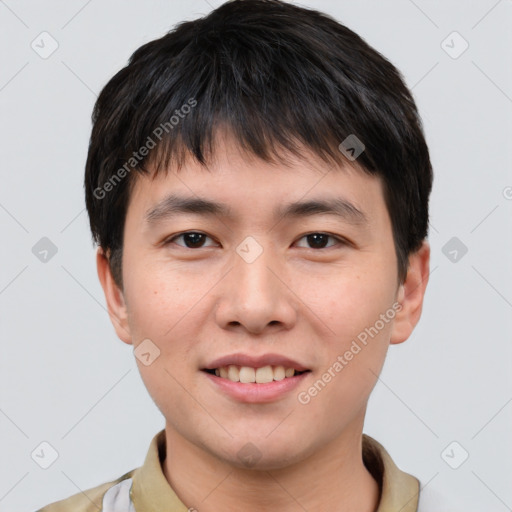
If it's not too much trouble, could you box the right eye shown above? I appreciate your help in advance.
[163,231,218,249]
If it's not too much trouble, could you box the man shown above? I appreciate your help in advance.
[39,0,438,510]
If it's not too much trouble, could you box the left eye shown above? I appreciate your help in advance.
[295,233,344,249]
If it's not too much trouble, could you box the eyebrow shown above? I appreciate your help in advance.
[144,193,368,226]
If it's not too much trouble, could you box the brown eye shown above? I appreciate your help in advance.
[295,233,345,249]
[166,232,216,249]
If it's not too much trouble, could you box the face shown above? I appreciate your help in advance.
[98,136,429,469]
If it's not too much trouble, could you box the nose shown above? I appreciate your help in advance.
[214,243,298,335]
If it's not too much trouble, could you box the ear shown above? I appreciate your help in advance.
[390,241,430,345]
[96,247,133,345]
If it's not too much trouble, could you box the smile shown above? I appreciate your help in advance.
[203,365,309,384]
[201,354,312,403]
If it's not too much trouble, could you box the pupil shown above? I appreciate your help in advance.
[185,233,204,248]
[308,234,327,248]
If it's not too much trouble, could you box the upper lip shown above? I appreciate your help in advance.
[203,353,309,372]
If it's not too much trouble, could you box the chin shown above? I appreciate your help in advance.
[209,434,312,471]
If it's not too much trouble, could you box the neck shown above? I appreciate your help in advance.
[163,425,380,512]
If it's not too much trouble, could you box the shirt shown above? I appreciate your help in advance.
[35,429,443,511]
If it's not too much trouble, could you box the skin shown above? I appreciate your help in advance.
[97,134,430,512]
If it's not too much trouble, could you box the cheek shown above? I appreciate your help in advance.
[298,267,397,406]
[300,266,397,344]
[124,261,218,386]
[124,261,200,339]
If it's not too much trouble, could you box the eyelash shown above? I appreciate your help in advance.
[163,231,348,250]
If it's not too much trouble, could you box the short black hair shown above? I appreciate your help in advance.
[85,0,433,290]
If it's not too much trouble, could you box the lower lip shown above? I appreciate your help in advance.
[203,371,310,403]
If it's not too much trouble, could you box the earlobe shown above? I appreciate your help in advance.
[96,247,133,345]
[390,241,430,345]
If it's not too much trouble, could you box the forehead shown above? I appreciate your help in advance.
[126,138,387,230]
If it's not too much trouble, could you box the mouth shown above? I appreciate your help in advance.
[202,365,310,384]
[201,354,311,403]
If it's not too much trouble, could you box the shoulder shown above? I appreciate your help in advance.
[35,469,136,512]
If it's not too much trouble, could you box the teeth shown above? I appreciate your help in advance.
[239,366,256,383]
[273,365,285,381]
[227,365,239,382]
[255,366,274,383]
[214,365,300,383]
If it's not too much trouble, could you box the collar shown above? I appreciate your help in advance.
[362,433,420,511]
[130,429,420,512]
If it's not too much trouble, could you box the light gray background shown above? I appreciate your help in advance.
[1,1,511,511]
